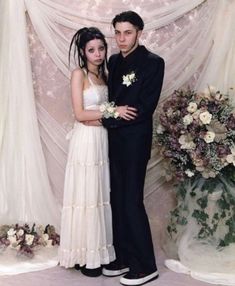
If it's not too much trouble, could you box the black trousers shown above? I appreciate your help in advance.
[110,159,157,273]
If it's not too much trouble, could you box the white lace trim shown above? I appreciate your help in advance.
[62,201,110,209]
[66,160,109,167]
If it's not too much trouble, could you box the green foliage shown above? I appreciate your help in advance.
[167,171,235,248]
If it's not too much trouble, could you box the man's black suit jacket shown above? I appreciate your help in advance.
[102,45,165,162]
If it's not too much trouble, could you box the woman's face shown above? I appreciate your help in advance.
[84,38,106,67]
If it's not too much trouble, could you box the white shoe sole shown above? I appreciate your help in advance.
[102,267,130,277]
[120,270,159,285]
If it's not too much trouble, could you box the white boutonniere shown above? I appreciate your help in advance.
[122,71,137,87]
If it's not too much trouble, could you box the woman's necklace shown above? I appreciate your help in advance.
[88,69,100,78]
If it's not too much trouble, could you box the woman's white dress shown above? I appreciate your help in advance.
[58,75,115,269]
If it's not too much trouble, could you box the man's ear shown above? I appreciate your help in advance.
[137,30,142,40]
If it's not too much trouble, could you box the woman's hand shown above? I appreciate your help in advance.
[116,106,138,120]
[83,120,102,126]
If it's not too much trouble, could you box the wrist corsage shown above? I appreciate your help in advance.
[99,101,120,119]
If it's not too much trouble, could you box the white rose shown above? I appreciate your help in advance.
[156,124,165,134]
[42,233,49,241]
[183,114,193,126]
[204,131,215,143]
[199,111,212,124]
[179,135,187,145]
[7,228,16,236]
[8,235,17,245]
[202,169,217,178]
[25,234,34,246]
[179,135,196,150]
[187,102,197,113]
[36,225,44,236]
[226,148,235,166]
[185,169,195,177]
[196,166,205,172]
[192,110,201,120]
[17,229,24,237]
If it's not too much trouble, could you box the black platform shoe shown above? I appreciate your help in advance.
[74,264,80,271]
[81,266,102,277]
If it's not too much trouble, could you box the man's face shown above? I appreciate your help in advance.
[114,22,142,57]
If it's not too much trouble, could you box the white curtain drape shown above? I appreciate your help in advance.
[0,0,60,228]
[0,0,234,279]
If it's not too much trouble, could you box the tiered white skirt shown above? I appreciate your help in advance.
[58,122,115,268]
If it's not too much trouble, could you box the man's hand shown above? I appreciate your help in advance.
[116,106,138,120]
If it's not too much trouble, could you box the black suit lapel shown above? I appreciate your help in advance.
[108,56,119,101]
[108,54,128,102]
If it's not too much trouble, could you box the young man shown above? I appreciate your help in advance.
[102,11,165,286]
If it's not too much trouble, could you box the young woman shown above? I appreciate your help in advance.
[58,27,136,277]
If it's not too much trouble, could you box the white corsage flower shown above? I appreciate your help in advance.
[204,131,215,143]
[99,104,106,113]
[99,102,120,119]
[107,106,115,113]
[122,71,137,87]
[199,111,212,124]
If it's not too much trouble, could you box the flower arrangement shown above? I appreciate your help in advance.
[155,86,235,247]
[122,71,137,87]
[0,223,60,258]
[155,86,235,181]
[99,101,119,119]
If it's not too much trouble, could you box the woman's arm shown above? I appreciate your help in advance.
[71,69,102,122]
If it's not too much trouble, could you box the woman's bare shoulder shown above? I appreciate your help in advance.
[71,68,86,80]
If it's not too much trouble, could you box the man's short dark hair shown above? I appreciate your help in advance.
[112,11,144,31]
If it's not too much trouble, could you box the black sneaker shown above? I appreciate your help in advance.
[102,261,129,277]
[120,270,159,285]
[81,266,102,277]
